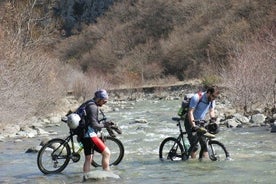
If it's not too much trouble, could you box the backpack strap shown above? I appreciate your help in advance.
[198,91,213,107]
[182,92,203,119]
[84,100,95,116]
[196,91,203,106]
[85,100,95,107]
[198,91,203,101]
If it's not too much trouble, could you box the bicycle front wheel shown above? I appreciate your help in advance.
[37,138,71,174]
[208,140,230,161]
[92,136,124,167]
[159,137,184,161]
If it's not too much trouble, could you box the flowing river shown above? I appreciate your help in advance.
[0,99,275,184]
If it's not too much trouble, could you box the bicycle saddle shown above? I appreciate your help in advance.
[172,117,181,121]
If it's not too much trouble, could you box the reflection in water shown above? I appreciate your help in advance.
[0,100,275,184]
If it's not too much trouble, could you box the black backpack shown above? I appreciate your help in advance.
[72,99,95,137]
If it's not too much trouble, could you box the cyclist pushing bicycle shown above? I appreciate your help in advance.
[71,89,122,178]
[37,89,124,175]
[183,86,220,160]
[159,86,229,162]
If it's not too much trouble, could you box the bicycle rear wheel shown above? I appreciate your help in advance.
[208,140,230,161]
[91,136,124,167]
[159,137,184,161]
[37,138,71,174]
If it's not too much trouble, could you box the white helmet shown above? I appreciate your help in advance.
[67,113,81,129]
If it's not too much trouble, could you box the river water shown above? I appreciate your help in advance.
[0,99,275,184]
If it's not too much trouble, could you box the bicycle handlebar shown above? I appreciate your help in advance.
[171,118,214,124]
[99,117,107,122]
[193,120,208,126]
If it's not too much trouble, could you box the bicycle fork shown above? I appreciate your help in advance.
[207,143,217,160]
[168,145,180,160]
[168,140,183,161]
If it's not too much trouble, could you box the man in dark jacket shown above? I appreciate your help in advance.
[81,89,111,173]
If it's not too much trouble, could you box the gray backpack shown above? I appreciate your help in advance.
[177,92,203,118]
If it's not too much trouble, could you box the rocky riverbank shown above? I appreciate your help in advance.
[1,84,276,142]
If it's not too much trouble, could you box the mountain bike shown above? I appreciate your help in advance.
[159,117,230,161]
[37,118,124,174]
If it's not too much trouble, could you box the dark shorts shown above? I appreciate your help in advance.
[184,118,207,152]
[81,136,106,156]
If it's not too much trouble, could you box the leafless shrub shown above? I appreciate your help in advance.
[144,75,179,87]
[0,48,65,126]
[70,69,111,101]
[0,1,65,129]
[221,30,275,112]
[208,20,251,65]
[160,24,212,80]
[126,40,163,83]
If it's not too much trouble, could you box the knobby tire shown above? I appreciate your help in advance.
[37,138,71,174]
[159,137,184,161]
[208,140,230,161]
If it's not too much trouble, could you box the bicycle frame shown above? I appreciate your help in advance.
[159,117,230,162]
[67,131,77,152]
[172,118,189,151]
[171,117,213,160]
[59,116,106,158]
[51,131,81,161]
[38,116,125,174]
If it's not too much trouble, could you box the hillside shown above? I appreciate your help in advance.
[55,0,275,81]
[0,0,275,128]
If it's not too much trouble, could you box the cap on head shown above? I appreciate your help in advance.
[94,89,108,100]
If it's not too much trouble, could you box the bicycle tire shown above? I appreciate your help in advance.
[37,138,71,174]
[159,137,184,161]
[91,136,124,167]
[208,140,230,161]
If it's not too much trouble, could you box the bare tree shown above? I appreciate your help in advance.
[0,1,65,129]
[221,30,275,113]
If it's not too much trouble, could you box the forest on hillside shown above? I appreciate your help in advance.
[0,0,275,127]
